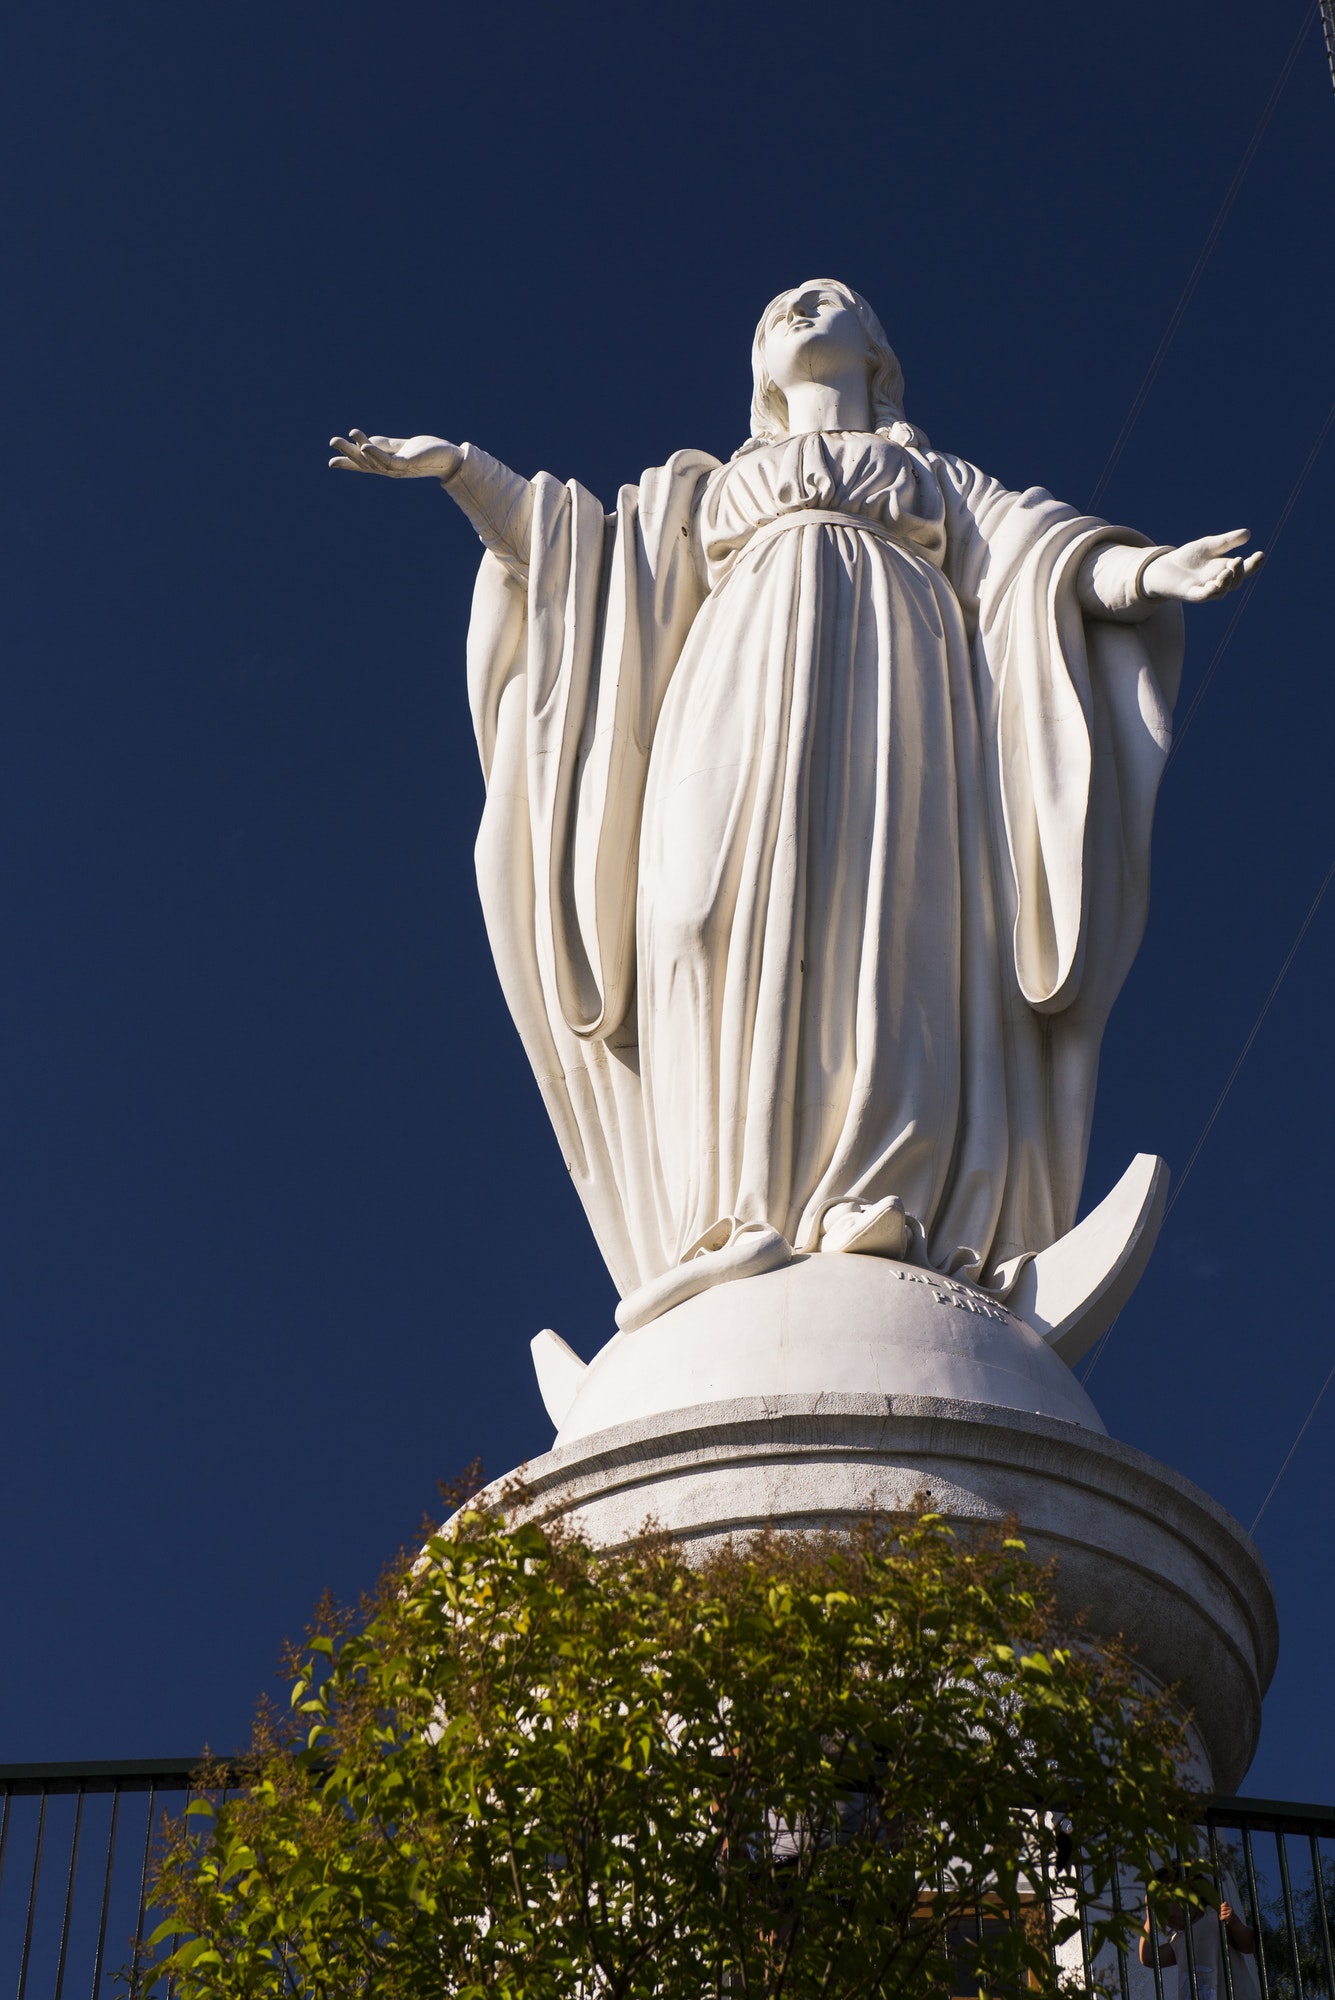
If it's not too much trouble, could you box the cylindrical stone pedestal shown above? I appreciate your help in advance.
[495,1394,1274,1792]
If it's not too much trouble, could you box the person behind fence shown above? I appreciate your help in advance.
[1140,1863,1259,2000]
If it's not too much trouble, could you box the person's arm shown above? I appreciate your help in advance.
[328,431,533,575]
[1140,1904,1178,1967]
[1220,1900,1256,1953]
[1076,529,1263,622]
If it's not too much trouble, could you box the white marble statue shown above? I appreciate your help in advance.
[331,280,1261,1338]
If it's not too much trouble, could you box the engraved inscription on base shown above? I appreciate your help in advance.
[889,1265,1017,1326]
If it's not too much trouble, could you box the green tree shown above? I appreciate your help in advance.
[145,1503,1195,1998]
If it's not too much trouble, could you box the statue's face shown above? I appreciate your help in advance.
[763,284,870,391]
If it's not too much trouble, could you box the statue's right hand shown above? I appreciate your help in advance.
[328,431,463,480]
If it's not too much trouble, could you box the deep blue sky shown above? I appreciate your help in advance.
[2,0,1332,1797]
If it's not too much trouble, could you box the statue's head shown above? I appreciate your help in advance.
[749,280,909,443]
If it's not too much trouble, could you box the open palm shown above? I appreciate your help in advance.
[1143,528,1264,603]
[328,430,462,480]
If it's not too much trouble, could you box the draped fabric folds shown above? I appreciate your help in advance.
[465,433,1182,1330]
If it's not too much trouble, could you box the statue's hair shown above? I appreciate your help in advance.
[740,279,929,454]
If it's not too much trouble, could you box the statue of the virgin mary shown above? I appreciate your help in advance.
[331,280,1259,1344]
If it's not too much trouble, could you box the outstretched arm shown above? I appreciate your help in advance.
[329,430,534,575]
[1078,527,1264,621]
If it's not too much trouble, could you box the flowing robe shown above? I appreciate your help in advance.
[461,430,1183,1330]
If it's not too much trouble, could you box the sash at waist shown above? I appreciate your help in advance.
[735,508,911,559]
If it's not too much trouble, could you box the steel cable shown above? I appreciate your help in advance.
[1086,0,1335,1587]
[1081,857,1335,1386]
[1087,3,1317,512]
[1162,857,1335,1210]
[1250,1358,1335,1532]
[1167,396,1335,766]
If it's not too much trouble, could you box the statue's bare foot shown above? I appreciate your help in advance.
[819,1195,910,1259]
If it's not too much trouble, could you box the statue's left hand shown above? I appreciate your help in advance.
[1142,528,1264,604]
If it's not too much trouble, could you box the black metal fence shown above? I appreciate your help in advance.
[1,1761,1332,1997]
[1143,1798,1335,2000]
[0,1760,243,1999]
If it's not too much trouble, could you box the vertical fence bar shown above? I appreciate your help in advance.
[16,1788,49,2000]
[1110,1854,1133,2000]
[1244,1823,1272,2000]
[1075,1852,1094,2000]
[1209,1820,1239,2000]
[0,1790,9,1996]
[1310,1833,1335,2000]
[1276,1829,1306,2000]
[1178,1834,1203,2000]
[53,1786,84,2000]
[1147,1896,1168,2000]
[1038,1828,1058,1991]
[163,1784,190,2000]
[127,1787,158,2000]
[89,1786,121,2000]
